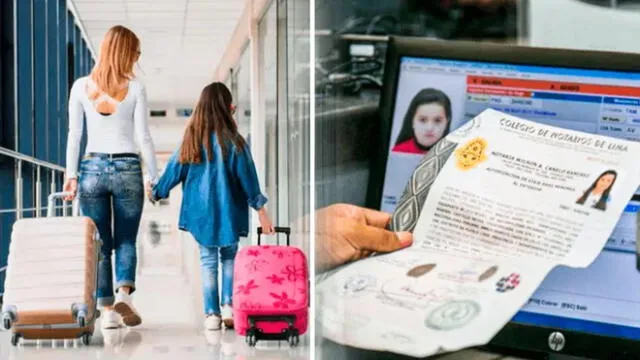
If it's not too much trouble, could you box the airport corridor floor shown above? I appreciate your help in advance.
[0,216,309,360]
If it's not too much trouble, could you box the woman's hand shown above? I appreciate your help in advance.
[258,208,275,234]
[63,178,78,201]
[315,204,413,273]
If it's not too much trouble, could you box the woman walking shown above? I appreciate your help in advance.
[63,25,158,330]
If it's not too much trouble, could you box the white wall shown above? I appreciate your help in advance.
[530,0,640,53]
[147,105,190,154]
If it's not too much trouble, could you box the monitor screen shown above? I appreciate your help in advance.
[514,199,640,340]
[380,55,640,343]
[381,56,640,213]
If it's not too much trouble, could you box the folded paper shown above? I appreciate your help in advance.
[317,109,640,357]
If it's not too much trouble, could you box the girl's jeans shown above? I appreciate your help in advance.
[199,243,238,316]
[78,156,144,307]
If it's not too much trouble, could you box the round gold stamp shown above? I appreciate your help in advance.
[454,137,488,171]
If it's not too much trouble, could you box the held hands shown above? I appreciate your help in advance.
[63,178,78,201]
[145,181,156,204]
[258,208,275,234]
[315,204,413,273]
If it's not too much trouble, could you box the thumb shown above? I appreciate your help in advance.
[350,222,413,253]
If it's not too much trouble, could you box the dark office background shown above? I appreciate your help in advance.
[314,0,520,210]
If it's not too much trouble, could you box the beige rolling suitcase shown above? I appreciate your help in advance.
[1,192,101,346]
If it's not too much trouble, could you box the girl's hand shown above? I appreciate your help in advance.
[145,181,156,203]
[258,209,275,234]
[145,181,152,198]
[63,178,78,201]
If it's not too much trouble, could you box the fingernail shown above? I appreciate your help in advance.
[397,232,413,248]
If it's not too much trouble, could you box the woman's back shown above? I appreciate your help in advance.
[65,76,157,181]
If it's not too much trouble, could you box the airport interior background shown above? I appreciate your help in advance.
[0,0,310,358]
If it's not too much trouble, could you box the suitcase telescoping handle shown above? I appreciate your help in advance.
[47,192,80,217]
[257,227,290,246]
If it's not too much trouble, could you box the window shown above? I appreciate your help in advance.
[0,0,15,299]
[260,1,278,224]
[286,0,311,229]
[236,45,251,137]
[0,0,13,149]
[0,0,90,297]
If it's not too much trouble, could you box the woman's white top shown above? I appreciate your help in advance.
[65,77,159,183]
[584,192,601,208]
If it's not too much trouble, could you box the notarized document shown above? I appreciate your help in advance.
[317,109,640,357]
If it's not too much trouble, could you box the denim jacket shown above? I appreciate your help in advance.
[151,137,267,247]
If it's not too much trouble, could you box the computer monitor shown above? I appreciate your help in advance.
[367,36,640,358]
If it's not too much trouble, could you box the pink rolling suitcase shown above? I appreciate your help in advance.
[1,192,101,346]
[233,227,308,347]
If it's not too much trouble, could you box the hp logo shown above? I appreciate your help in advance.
[548,332,566,351]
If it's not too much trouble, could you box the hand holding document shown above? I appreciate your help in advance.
[316,109,640,357]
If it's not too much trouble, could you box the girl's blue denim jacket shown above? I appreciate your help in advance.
[151,138,267,247]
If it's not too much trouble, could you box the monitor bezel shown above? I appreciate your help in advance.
[367,35,640,358]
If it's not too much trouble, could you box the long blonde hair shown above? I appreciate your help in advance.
[89,25,140,102]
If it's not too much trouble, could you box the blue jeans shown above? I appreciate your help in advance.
[200,243,238,315]
[78,156,144,307]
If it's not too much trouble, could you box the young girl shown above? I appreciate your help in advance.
[150,82,275,331]
[392,88,452,155]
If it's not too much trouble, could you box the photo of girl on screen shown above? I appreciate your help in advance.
[576,170,618,211]
[392,88,452,155]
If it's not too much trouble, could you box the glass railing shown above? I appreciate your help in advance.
[0,146,72,220]
[0,147,73,278]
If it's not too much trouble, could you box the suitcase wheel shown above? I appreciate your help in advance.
[81,333,91,346]
[245,329,257,347]
[77,314,86,327]
[2,310,15,330]
[10,333,20,346]
[288,329,300,348]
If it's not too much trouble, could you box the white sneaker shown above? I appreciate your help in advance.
[221,305,234,329]
[204,314,222,331]
[101,310,122,330]
[102,326,124,347]
[113,291,142,327]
